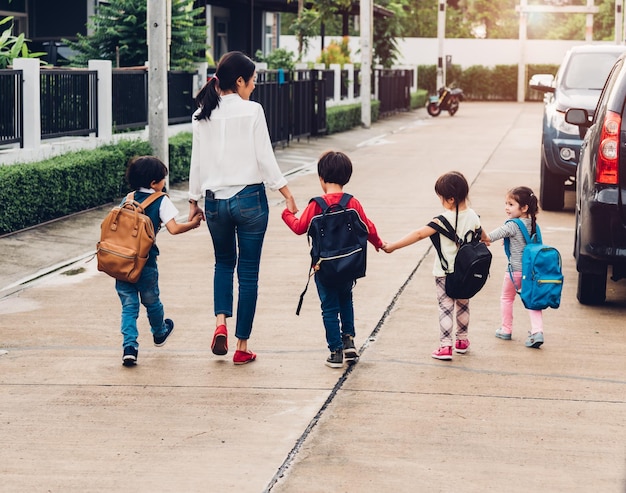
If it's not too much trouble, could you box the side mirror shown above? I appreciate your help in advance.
[565,108,592,127]
[529,74,555,93]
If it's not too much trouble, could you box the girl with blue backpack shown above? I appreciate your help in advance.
[486,186,547,349]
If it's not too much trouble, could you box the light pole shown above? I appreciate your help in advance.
[436,0,446,90]
[360,0,372,128]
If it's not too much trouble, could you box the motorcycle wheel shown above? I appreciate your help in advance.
[448,97,459,116]
[427,102,441,117]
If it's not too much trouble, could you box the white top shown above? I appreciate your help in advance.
[139,187,178,226]
[188,93,288,201]
[432,208,482,277]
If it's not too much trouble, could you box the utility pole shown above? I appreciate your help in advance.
[617,0,625,43]
[147,0,170,189]
[360,0,372,128]
[436,0,446,90]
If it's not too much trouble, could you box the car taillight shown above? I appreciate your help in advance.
[596,110,621,184]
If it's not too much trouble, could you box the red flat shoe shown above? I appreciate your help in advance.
[211,325,228,355]
[233,350,256,365]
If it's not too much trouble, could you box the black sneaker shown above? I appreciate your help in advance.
[342,334,358,363]
[122,346,138,366]
[154,319,174,347]
[325,349,344,368]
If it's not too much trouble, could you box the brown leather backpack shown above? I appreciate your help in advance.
[96,191,165,283]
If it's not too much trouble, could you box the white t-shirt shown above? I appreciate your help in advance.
[188,93,288,201]
[139,187,178,226]
[431,208,482,277]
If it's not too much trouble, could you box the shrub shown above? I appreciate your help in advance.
[0,139,150,234]
[326,100,380,134]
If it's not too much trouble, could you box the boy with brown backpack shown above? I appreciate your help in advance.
[100,156,203,367]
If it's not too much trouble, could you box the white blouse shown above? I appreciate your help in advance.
[188,93,288,201]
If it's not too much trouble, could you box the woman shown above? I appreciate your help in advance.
[188,51,298,365]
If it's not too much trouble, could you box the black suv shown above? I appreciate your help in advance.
[530,45,626,211]
[565,53,626,304]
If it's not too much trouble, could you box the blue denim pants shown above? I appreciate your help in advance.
[205,184,269,340]
[314,275,355,352]
[115,265,167,348]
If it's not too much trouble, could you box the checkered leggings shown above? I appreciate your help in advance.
[435,276,470,347]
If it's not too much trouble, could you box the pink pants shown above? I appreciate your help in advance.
[500,271,543,335]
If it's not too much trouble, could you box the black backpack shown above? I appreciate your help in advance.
[296,193,369,315]
[428,215,492,299]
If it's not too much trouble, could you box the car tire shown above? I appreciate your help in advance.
[576,269,607,305]
[427,102,441,117]
[540,155,565,211]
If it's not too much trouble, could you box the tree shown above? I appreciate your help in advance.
[64,0,205,70]
[373,0,408,67]
[0,16,46,69]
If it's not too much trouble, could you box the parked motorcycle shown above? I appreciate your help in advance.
[427,86,464,117]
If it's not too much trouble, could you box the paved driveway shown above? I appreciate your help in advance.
[1,102,625,492]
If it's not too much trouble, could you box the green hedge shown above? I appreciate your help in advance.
[0,136,193,235]
[326,100,381,134]
[417,63,559,101]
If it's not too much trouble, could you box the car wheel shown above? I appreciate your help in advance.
[427,102,441,117]
[577,269,607,305]
[540,156,565,211]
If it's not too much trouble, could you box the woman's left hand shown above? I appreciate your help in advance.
[285,196,298,214]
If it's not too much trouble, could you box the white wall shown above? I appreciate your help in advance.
[279,35,621,67]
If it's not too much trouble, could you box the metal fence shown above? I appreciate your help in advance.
[251,68,328,145]
[168,71,195,124]
[40,69,98,139]
[112,69,194,130]
[112,69,148,131]
[251,69,291,145]
[0,69,23,147]
[377,68,412,116]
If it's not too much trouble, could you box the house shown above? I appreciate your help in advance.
[1,0,391,65]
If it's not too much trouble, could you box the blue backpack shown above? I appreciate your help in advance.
[504,218,563,310]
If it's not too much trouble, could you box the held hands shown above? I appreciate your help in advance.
[188,203,205,223]
[285,196,298,214]
[189,212,204,229]
[381,242,395,254]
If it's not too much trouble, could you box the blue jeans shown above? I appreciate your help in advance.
[115,265,166,348]
[205,184,269,340]
[314,275,355,351]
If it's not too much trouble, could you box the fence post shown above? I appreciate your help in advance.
[89,60,112,142]
[13,58,40,150]
[345,63,354,100]
[330,63,341,102]
[194,61,208,95]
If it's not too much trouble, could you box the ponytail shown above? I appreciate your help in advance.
[508,186,540,235]
[194,51,256,121]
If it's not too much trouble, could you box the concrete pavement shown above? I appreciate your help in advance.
[1,103,625,492]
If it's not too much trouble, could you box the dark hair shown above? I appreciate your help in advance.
[434,171,469,207]
[125,155,168,190]
[508,186,540,235]
[317,150,353,186]
[194,51,256,121]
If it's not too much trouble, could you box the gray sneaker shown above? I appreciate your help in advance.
[525,331,544,349]
[342,334,358,363]
[325,350,344,368]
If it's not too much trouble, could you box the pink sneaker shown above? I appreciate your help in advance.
[455,339,470,354]
[431,346,453,360]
